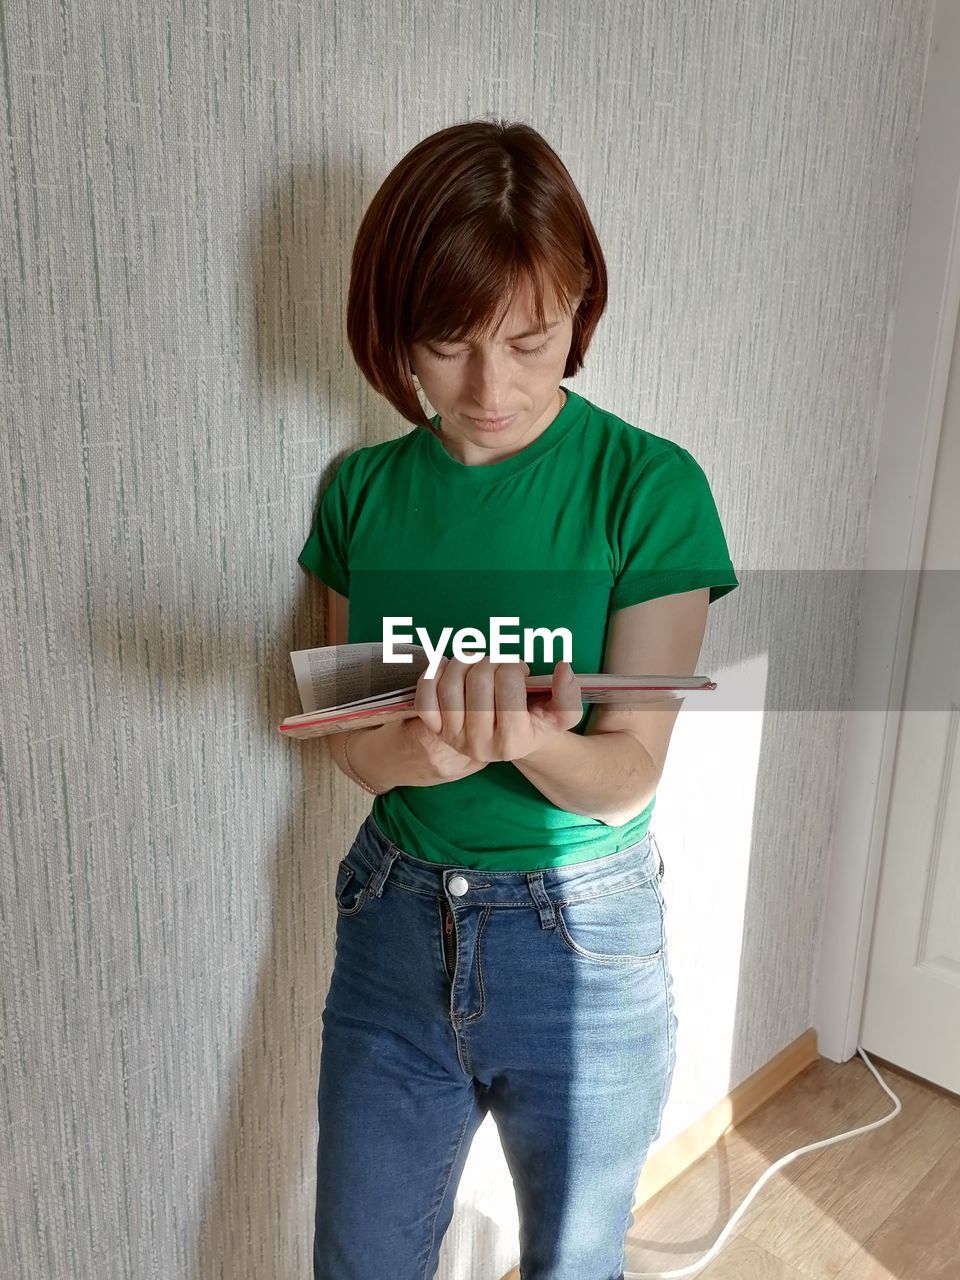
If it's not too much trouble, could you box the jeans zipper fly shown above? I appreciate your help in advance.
[443,900,456,978]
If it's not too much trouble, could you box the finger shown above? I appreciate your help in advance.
[437,656,467,741]
[414,656,446,734]
[549,661,582,714]
[494,659,531,734]
[463,656,496,756]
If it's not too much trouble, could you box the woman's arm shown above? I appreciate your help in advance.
[513,588,710,825]
[512,729,661,827]
[327,717,487,792]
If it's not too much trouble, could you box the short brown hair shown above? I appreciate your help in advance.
[346,119,608,429]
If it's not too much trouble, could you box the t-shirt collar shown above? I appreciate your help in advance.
[422,386,585,483]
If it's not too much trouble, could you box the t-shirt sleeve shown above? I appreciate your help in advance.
[609,446,739,611]
[298,454,354,598]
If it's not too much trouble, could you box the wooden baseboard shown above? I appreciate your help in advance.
[497,1028,819,1280]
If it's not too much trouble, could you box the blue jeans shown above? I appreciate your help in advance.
[313,812,678,1280]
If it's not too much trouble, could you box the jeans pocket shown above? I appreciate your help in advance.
[334,856,372,917]
[555,877,664,966]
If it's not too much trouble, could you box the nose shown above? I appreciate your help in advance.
[466,351,514,416]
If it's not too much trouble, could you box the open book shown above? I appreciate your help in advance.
[279,642,718,740]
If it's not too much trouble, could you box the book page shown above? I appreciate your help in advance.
[290,641,431,713]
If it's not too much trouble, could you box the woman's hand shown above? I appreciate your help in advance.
[395,713,490,784]
[412,656,584,765]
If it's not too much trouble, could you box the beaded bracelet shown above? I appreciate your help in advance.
[341,731,388,796]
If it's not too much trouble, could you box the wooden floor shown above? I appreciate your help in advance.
[623,1054,960,1279]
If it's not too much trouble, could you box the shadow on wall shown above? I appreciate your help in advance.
[188,158,384,1277]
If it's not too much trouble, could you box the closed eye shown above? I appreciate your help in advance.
[429,340,551,362]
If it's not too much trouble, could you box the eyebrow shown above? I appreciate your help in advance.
[507,320,561,340]
[438,320,561,346]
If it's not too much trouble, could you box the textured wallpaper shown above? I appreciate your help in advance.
[0,1,933,1277]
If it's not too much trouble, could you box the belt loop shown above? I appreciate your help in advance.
[366,844,399,898]
[525,870,558,930]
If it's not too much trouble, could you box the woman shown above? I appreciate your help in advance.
[300,119,738,1280]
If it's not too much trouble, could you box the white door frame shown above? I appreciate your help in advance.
[814,1,960,1062]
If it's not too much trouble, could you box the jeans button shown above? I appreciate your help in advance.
[448,874,469,897]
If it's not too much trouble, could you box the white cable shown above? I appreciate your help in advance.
[622,1043,902,1279]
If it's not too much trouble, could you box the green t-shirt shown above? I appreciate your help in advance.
[298,385,738,871]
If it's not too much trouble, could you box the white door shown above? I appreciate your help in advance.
[858,299,960,1094]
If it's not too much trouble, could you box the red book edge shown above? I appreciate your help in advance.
[278,679,718,734]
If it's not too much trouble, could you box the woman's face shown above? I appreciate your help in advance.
[408,288,581,462]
